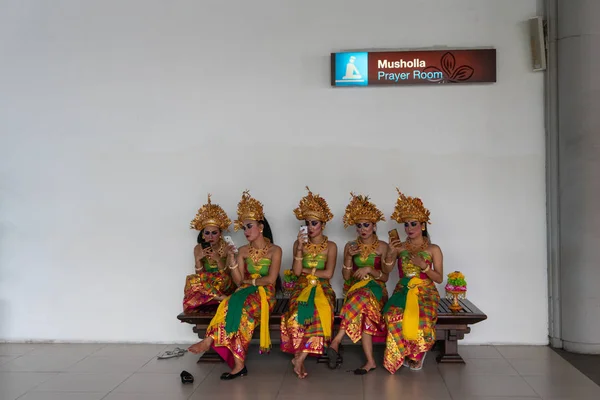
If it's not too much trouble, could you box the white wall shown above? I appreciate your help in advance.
[0,0,547,344]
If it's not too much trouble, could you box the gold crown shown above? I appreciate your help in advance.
[293,186,333,222]
[234,190,265,231]
[190,194,232,231]
[390,188,431,224]
[342,192,385,228]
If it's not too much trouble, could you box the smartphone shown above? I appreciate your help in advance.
[223,235,238,253]
[201,241,211,249]
[299,226,308,242]
[388,229,399,241]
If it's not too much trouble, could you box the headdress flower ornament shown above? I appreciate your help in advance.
[234,190,265,231]
[342,192,385,228]
[390,188,431,224]
[189,194,232,231]
[293,186,333,223]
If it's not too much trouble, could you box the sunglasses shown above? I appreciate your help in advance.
[203,230,219,236]
[404,221,419,228]
[355,222,371,229]
[305,220,320,227]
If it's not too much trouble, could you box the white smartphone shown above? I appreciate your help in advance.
[223,236,238,253]
[299,226,308,242]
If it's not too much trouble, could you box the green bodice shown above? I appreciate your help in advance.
[399,250,432,277]
[245,258,271,277]
[353,253,377,268]
[202,256,226,272]
[302,253,327,270]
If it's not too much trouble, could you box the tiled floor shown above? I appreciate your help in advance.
[0,343,599,400]
[553,348,600,387]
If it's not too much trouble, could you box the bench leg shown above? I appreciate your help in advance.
[436,329,465,364]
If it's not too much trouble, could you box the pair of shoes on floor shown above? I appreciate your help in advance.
[220,366,248,380]
[158,347,188,359]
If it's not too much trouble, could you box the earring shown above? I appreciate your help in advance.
[421,225,426,231]
[260,229,264,233]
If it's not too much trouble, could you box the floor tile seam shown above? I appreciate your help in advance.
[185,362,217,400]
[12,371,62,400]
[96,370,138,400]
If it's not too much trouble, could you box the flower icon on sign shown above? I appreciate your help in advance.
[422,52,475,83]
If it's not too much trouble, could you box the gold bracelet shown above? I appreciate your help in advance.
[423,265,431,273]
[383,258,394,267]
[343,264,353,270]
[195,267,204,273]
[229,263,239,270]
[377,270,384,279]
[294,256,303,261]
[252,278,257,286]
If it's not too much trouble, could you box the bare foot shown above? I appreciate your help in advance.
[359,360,377,372]
[291,358,303,379]
[291,354,308,379]
[188,338,212,354]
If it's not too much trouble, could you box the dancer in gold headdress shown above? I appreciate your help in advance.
[188,191,282,380]
[280,187,338,379]
[326,193,389,375]
[183,194,236,313]
[382,189,443,373]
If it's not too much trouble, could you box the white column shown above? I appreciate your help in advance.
[557,0,600,354]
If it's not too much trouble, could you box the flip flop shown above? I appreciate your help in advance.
[158,347,188,359]
[180,370,194,384]
[353,367,376,375]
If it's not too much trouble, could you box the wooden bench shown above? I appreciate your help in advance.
[177,296,486,364]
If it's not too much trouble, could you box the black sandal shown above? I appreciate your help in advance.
[180,370,194,384]
[353,367,376,375]
[326,347,341,369]
[220,366,248,380]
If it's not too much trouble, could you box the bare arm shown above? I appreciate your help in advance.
[193,245,206,272]
[373,242,390,282]
[342,242,354,281]
[383,238,403,273]
[424,245,444,284]
[291,240,303,276]
[230,248,246,286]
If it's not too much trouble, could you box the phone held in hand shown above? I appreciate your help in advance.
[300,226,308,242]
[223,236,238,253]
[201,241,211,250]
[388,229,399,241]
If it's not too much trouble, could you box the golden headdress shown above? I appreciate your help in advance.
[390,188,431,224]
[189,194,232,231]
[234,190,265,231]
[293,186,334,222]
[342,192,385,228]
